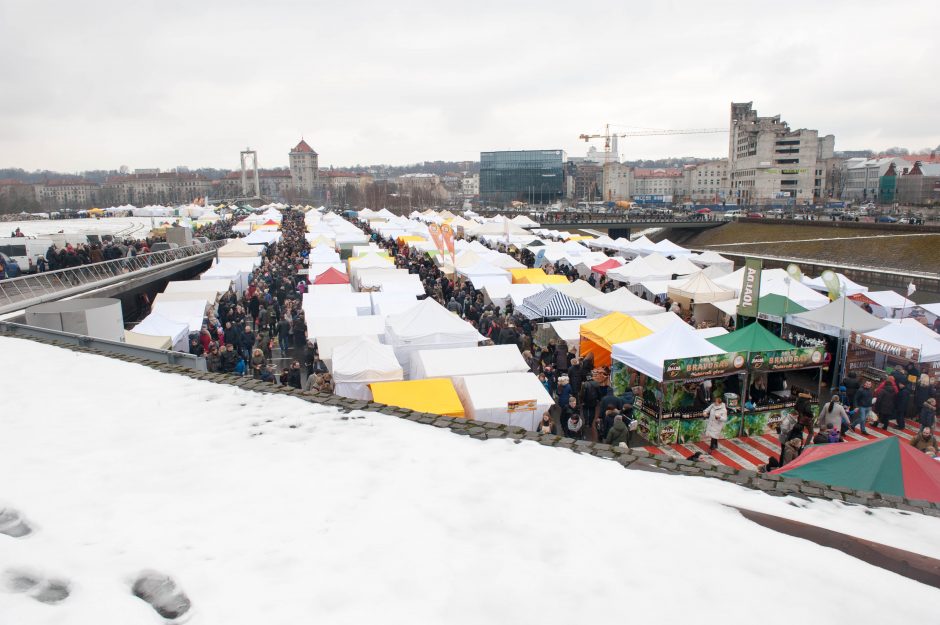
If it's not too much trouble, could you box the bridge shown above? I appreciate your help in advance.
[474,211,727,239]
[0,240,226,318]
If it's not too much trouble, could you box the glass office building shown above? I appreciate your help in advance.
[480,150,566,204]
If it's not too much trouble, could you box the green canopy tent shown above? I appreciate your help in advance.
[754,293,807,324]
[708,320,796,353]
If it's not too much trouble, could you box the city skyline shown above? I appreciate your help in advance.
[2,0,939,172]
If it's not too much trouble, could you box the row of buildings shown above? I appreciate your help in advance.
[479,102,939,207]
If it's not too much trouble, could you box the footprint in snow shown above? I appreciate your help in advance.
[132,570,192,621]
[4,568,71,604]
[0,507,33,537]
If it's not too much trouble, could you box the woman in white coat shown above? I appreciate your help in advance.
[704,394,728,452]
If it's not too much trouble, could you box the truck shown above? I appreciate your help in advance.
[0,237,56,273]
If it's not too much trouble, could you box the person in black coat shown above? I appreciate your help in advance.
[842,372,861,408]
[895,382,911,429]
[876,382,898,429]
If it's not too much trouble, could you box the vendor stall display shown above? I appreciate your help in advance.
[409,344,530,381]
[517,288,585,321]
[610,323,743,445]
[451,372,554,430]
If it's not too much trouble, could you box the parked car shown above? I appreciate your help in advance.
[0,251,22,278]
[877,215,898,223]
[747,212,764,219]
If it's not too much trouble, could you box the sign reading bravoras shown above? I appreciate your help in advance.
[663,351,747,381]
[748,346,826,371]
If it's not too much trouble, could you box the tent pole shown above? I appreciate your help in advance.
[739,370,750,438]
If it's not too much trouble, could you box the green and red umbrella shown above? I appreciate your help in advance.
[772,437,940,503]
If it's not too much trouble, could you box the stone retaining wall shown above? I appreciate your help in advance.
[6,331,940,519]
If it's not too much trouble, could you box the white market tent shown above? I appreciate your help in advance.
[510,215,540,228]
[553,279,603,302]
[545,319,585,351]
[242,230,281,246]
[482,283,544,309]
[517,288,586,321]
[302,292,373,317]
[318,334,381,370]
[667,272,736,304]
[786,297,888,337]
[666,256,702,276]
[409,344,530,381]
[385,299,484,373]
[456,261,511,283]
[919,302,940,324]
[611,322,727,382]
[452,372,554,430]
[689,251,734,273]
[582,287,664,319]
[860,290,918,319]
[370,292,418,316]
[631,311,686,333]
[123,330,172,351]
[854,320,940,363]
[605,255,673,284]
[307,263,347,280]
[308,315,387,342]
[801,273,868,297]
[217,239,263,257]
[163,278,232,295]
[150,299,207,334]
[651,239,692,257]
[332,339,404,400]
[133,312,190,352]
[308,283,354,296]
[152,290,216,309]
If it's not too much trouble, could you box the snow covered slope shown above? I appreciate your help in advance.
[1,336,939,624]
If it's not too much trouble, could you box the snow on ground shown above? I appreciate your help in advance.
[4,217,183,240]
[1,335,939,624]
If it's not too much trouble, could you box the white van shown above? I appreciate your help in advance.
[0,237,55,273]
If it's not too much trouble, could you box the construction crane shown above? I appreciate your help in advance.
[577,123,728,202]
[579,123,727,151]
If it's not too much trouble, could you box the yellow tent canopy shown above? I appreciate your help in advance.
[370,378,466,418]
[518,273,570,285]
[397,235,426,244]
[566,235,595,242]
[87,207,105,215]
[579,312,652,367]
[510,268,547,284]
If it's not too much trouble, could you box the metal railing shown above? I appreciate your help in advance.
[0,321,207,371]
[0,240,227,313]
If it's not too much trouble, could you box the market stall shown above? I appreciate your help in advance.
[579,312,652,367]
[610,323,743,445]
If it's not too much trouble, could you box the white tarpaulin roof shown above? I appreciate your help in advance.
[123,330,172,351]
[667,272,736,303]
[303,292,373,317]
[309,315,387,341]
[332,339,404,400]
[605,255,672,284]
[385,299,484,372]
[861,290,917,318]
[452,372,554,431]
[690,251,734,270]
[370,292,418,316]
[854,320,940,362]
[317,334,380,366]
[150,299,206,334]
[786,297,888,337]
[242,230,281,245]
[153,290,216,308]
[553,280,603,302]
[801,273,868,296]
[218,239,263,257]
[632,311,686,333]
[611,322,726,382]
[410,344,530,381]
[133,313,189,352]
[582,287,664,318]
[164,279,231,295]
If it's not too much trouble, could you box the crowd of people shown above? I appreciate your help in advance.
[170,206,940,466]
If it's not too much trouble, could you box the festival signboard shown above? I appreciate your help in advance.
[849,331,921,362]
[747,346,825,372]
[737,258,763,317]
[440,224,456,264]
[662,351,747,381]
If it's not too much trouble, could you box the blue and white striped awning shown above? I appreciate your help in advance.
[518,288,586,320]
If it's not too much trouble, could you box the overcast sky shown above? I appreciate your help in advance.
[2,0,939,172]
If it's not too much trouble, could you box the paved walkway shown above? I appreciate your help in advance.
[643,423,922,471]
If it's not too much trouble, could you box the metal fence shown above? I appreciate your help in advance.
[0,321,207,371]
[0,240,226,313]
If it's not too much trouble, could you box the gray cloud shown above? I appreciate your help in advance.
[1,0,938,171]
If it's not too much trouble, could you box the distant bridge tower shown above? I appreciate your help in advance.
[240,148,260,197]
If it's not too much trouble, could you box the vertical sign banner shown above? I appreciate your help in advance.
[534,247,547,268]
[737,257,763,317]
[428,223,445,255]
[440,223,456,265]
